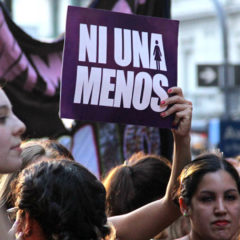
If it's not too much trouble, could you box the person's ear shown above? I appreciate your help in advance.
[179,197,189,217]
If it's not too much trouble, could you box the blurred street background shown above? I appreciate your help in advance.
[2,0,240,159]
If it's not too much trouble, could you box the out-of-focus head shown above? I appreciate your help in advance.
[0,88,26,173]
[103,152,171,216]
[14,159,111,240]
[0,139,74,211]
[21,139,74,161]
[179,153,240,240]
[0,144,46,211]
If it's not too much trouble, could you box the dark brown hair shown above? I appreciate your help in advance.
[179,153,240,206]
[14,159,111,240]
[103,152,171,216]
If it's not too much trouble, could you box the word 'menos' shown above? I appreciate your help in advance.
[74,24,169,112]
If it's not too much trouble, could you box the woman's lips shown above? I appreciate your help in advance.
[213,220,230,227]
[11,144,22,153]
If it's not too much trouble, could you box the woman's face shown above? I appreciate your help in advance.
[0,89,26,173]
[188,169,240,240]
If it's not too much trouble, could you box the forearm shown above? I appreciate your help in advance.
[165,133,191,199]
[110,136,191,240]
[110,87,192,240]
[173,133,191,172]
[109,197,180,240]
[110,129,191,240]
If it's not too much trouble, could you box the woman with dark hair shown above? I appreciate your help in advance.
[103,152,191,240]
[0,139,74,213]
[13,159,110,240]
[103,152,171,217]
[177,153,240,240]
[103,152,176,239]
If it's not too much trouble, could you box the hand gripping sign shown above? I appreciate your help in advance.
[60,6,179,128]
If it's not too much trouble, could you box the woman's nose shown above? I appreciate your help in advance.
[13,114,26,136]
[214,199,227,215]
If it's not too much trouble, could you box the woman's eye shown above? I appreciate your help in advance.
[225,195,237,201]
[0,116,7,123]
[200,196,213,202]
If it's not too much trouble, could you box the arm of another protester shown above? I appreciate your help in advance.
[164,87,192,203]
[109,87,192,240]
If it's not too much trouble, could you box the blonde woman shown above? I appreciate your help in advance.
[0,87,26,239]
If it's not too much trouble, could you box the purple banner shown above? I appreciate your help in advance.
[60,6,179,128]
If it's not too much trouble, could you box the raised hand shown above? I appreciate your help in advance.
[160,87,192,137]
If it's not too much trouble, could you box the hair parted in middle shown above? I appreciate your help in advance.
[178,152,240,206]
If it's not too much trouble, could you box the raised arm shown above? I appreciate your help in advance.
[109,87,192,240]
[162,87,192,201]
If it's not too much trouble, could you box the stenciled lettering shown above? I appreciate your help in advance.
[74,66,101,105]
[132,72,152,110]
[73,66,168,112]
[114,70,134,108]
[114,27,167,71]
[79,24,107,64]
[114,28,132,67]
[132,30,149,69]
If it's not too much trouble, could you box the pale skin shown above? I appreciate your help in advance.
[0,88,26,173]
[178,170,240,240]
[0,88,25,239]
[109,87,192,240]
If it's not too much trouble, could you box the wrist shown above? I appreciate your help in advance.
[173,133,191,144]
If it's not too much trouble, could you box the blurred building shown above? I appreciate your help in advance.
[5,0,240,154]
[10,0,90,39]
[172,0,240,132]
[10,0,240,133]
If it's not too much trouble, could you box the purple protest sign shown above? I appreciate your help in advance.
[60,6,179,128]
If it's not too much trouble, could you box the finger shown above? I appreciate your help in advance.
[160,103,191,118]
[161,96,186,107]
[167,87,183,96]
[185,100,192,105]
[172,116,181,127]
[172,108,192,126]
[175,107,192,120]
[161,96,192,107]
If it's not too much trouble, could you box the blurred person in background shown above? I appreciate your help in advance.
[0,139,74,212]
[103,154,190,239]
